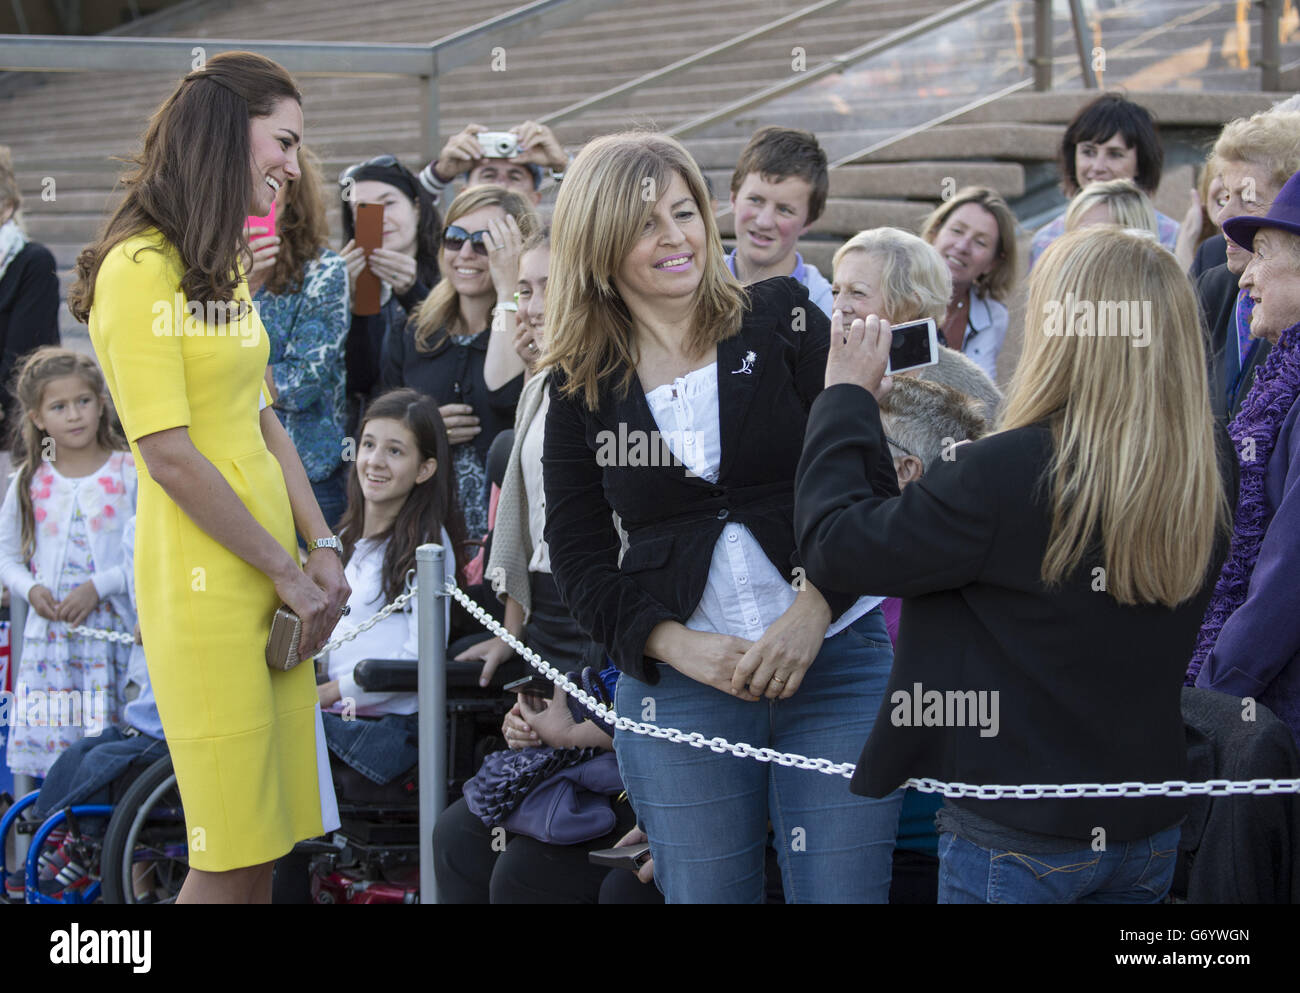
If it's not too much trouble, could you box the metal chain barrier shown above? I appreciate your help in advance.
[69,584,418,656]
[441,580,1300,799]
[67,579,1300,799]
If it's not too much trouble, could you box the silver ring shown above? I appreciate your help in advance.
[339,605,351,616]
[771,674,786,684]
[527,342,537,351]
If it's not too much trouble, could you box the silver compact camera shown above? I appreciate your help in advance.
[476,131,520,158]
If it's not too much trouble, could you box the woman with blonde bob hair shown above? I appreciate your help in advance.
[796,226,1236,903]
[831,227,951,330]
[1063,178,1159,237]
[541,131,905,903]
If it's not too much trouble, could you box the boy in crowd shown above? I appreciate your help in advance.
[727,126,833,315]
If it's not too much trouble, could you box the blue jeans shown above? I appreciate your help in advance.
[613,609,902,904]
[937,824,1181,904]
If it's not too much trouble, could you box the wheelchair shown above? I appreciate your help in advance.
[0,645,524,905]
[1,737,183,905]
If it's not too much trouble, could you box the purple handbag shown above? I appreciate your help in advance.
[502,751,623,845]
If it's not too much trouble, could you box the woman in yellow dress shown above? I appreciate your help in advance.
[68,52,351,904]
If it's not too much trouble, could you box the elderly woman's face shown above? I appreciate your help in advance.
[831,250,890,325]
[1238,229,1300,344]
[1218,161,1279,275]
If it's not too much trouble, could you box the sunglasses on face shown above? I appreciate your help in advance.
[443,225,491,256]
[338,154,399,186]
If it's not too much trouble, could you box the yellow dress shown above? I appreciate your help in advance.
[88,230,322,871]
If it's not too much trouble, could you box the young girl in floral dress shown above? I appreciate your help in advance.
[0,347,135,780]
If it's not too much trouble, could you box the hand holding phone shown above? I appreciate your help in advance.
[246,202,277,239]
[826,310,891,399]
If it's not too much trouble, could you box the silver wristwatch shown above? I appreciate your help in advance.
[306,535,343,558]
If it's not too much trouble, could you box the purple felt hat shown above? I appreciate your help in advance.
[1222,167,1300,252]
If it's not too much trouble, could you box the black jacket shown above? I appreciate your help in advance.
[542,278,884,683]
[1200,262,1270,422]
[1174,687,1300,903]
[381,316,523,468]
[1190,233,1228,280]
[795,385,1237,840]
[0,241,59,436]
[347,280,430,401]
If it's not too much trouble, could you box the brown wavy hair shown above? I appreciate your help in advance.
[336,388,469,604]
[8,347,127,561]
[67,51,302,323]
[261,145,329,296]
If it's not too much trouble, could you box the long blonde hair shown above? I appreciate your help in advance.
[541,131,747,410]
[999,227,1230,607]
[407,185,538,355]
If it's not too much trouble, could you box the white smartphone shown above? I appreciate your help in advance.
[885,317,940,375]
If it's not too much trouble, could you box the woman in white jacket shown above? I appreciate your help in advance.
[0,347,136,779]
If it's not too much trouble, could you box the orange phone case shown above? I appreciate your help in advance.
[353,202,384,316]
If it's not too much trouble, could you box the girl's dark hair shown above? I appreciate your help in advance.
[68,51,302,322]
[1058,93,1164,197]
[339,160,441,291]
[336,388,468,603]
[9,347,127,560]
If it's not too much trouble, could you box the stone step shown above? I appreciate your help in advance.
[855,123,1064,163]
[950,89,1285,127]
[828,161,1026,199]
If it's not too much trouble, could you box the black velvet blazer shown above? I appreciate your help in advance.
[542,277,893,682]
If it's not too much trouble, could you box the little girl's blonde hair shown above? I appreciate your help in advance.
[9,347,126,560]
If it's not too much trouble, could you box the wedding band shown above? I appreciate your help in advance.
[771,675,786,684]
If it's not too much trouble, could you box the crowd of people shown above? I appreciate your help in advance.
[2,49,1300,904]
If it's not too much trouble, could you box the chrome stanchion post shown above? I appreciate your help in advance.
[415,543,447,903]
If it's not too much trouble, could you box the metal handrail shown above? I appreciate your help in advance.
[667,0,1011,139]
[828,0,1206,170]
[0,0,631,159]
[538,0,856,127]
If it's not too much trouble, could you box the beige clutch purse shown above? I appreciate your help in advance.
[265,605,304,671]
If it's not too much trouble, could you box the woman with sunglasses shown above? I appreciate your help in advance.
[338,155,441,433]
[381,184,540,539]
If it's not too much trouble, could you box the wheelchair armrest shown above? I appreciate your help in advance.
[352,657,519,693]
[353,659,417,692]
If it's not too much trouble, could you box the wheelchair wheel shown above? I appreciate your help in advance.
[101,755,188,904]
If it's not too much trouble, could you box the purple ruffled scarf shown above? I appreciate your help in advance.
[1186,318,1300,684]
